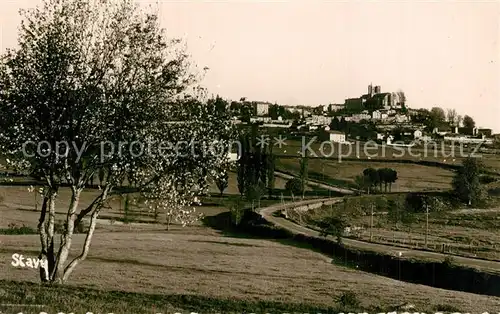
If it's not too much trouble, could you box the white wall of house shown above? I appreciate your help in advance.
[256,103,268,116]
[228,152,239,162]
[329,132,346,143]
[443,135,493,145]
[309,115,332,125]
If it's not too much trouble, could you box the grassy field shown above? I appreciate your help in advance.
[294,196,500,261]
[1,186,500,312]
[2,224,500,312]
[268,137,500,172]
[275,157,455,192]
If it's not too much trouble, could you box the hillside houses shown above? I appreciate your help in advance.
[306,115,332,126]
[226,87,494,147]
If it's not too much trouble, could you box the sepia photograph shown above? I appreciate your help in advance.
[0,0,499,313]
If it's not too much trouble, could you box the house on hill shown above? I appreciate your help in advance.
[454,127,492,137]
[328,103,345,112]
[477,128,493,137]
[344,84,396,112]
[414,129,423,139]
[252,102,270,116]
[328,130,346,143]
[320,130,347,143]
[456,127,475,136]
[366,92,392,109]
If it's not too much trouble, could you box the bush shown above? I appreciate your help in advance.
[405,193,448,213]
[442,256,455,268]
[337,291,360,310]
[0,223,37,235]
[479,175,497,184]
[433,303,461,312]
[285,177,304,196]
[488,187,500,197]
[316,215,347,244]
[244,183,266,207]
[54,220,87,234]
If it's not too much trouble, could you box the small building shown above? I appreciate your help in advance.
[252,102,269,116]
[414,130,423,139]
[457,127,475,136]
[328,130,346,143]
[386,135,394,145]
[477,128,493,137]
[250,117,271,123]
[344,98,364,111]
[443,134,494,145]
[307,115,331,126]
[328,104,344,112]
[227,152,239,162]
[394,114,409,123]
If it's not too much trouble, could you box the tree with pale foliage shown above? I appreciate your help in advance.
[0,0,234,284]
[143,176,203,230]
[446,109,458,126]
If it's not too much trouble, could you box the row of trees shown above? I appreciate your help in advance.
[411,107,475,131]
[236,125,276,206]
[355,157,488,206]
[355,168,398,194]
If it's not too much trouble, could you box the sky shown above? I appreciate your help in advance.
[1,0,499,132]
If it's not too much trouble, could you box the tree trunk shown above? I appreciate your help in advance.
[166,216,171,231]
[41,187,58,282]
[60,185,110,282]
[38,190,51,282]
[62,205,99,282]
[52,187,82,282]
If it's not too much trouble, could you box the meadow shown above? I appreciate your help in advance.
[1,159,500,312]
[292,194,500,261]
[267,137,500,173]
[275,157,455,192]
[2,216,500,313]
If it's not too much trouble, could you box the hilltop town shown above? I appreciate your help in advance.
[227,83,497,148]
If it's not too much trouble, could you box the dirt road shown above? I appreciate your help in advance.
[259,198,500,274]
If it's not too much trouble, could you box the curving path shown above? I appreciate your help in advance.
[259,198,500,274]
